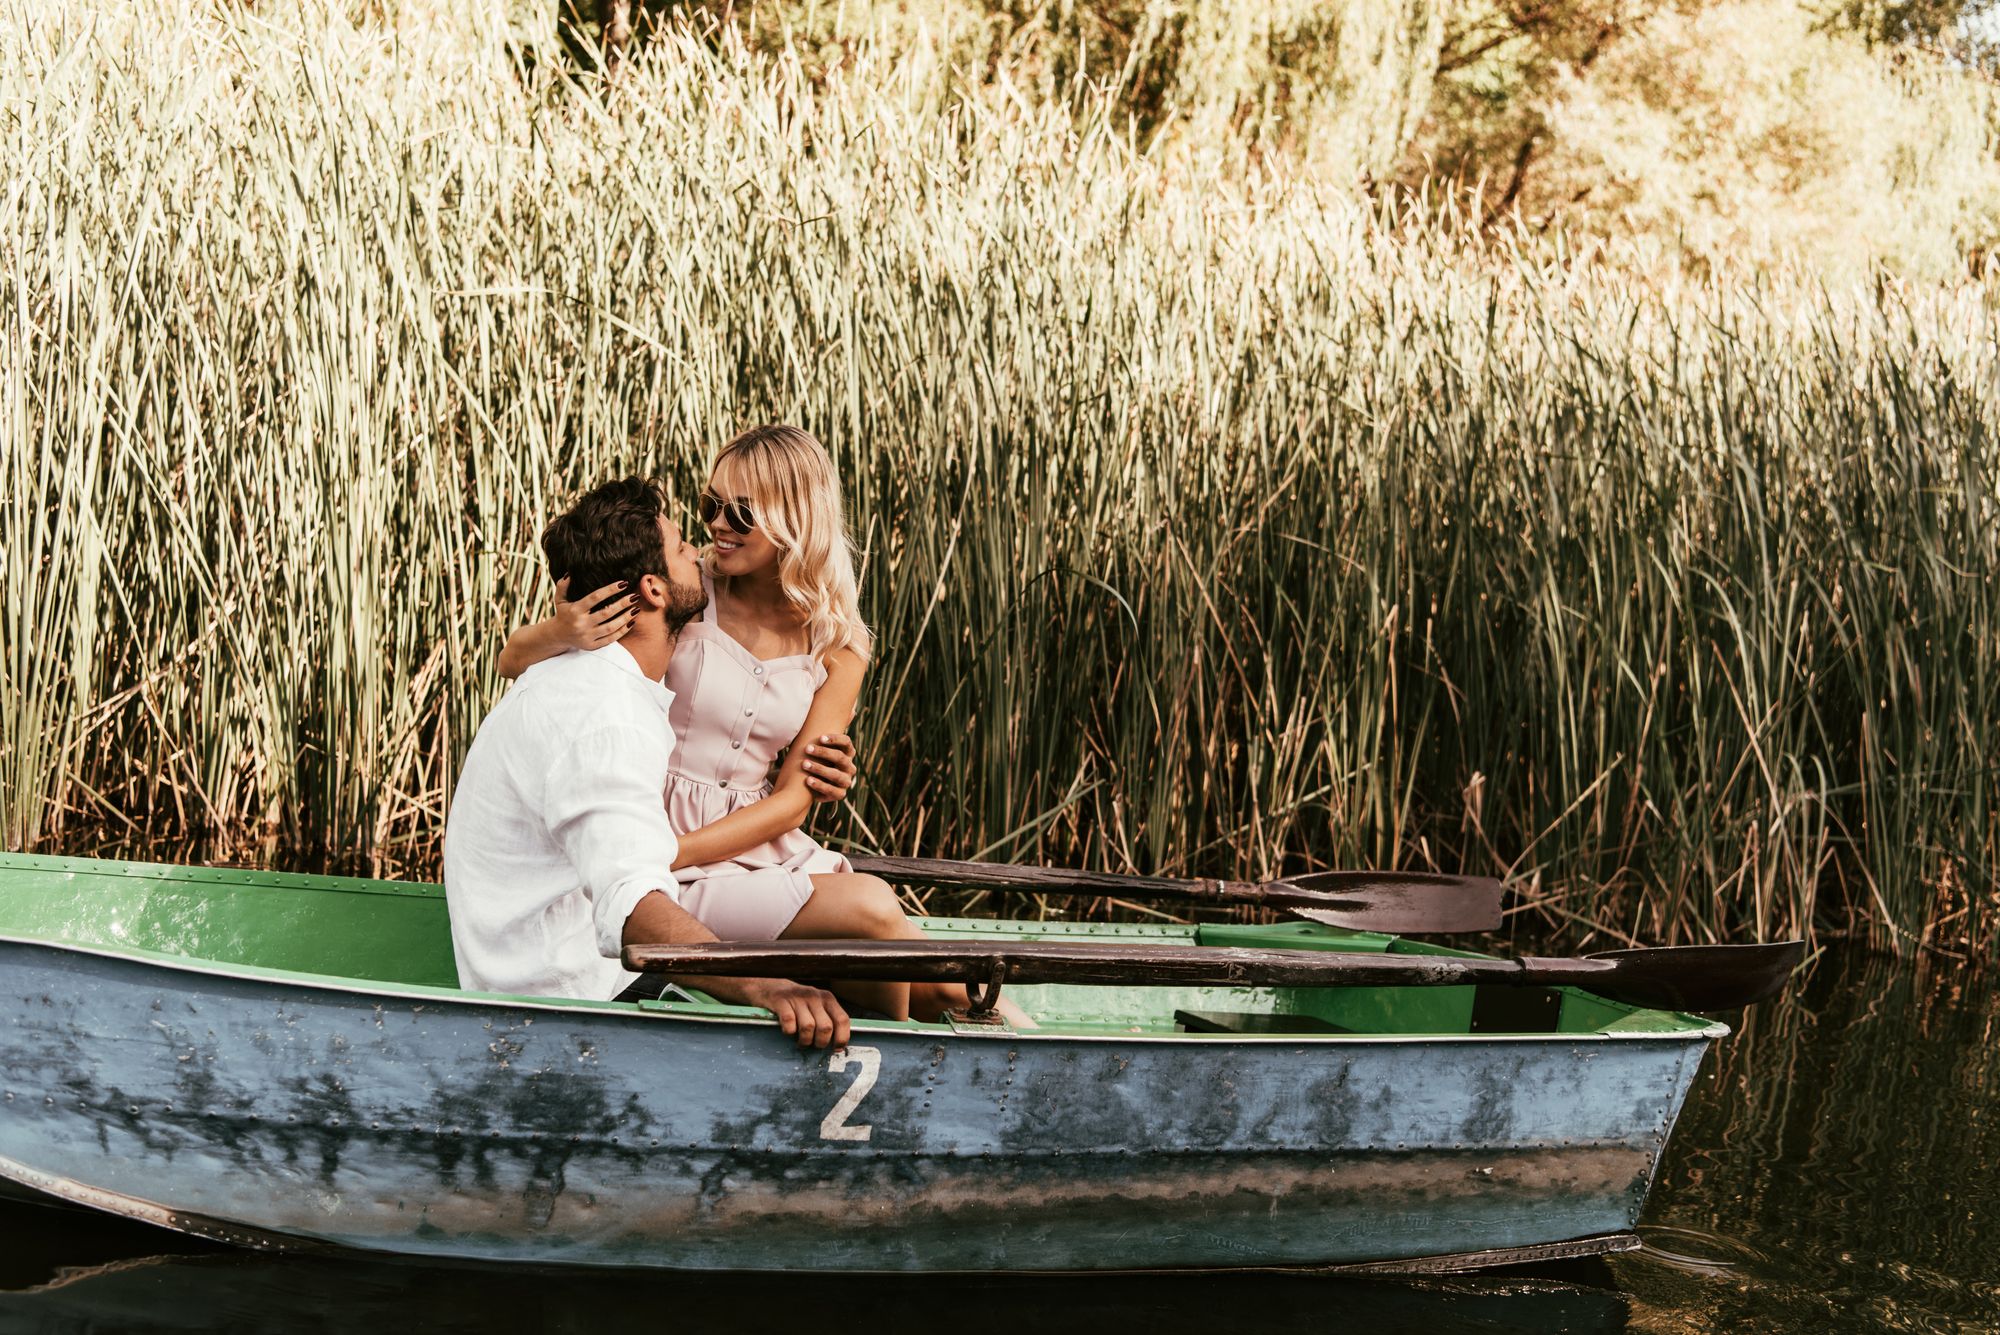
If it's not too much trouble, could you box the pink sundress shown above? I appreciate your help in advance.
[665,566,850,938]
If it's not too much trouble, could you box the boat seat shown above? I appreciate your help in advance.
[1173,1008,1355,1036]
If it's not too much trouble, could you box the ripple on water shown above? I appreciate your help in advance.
[1634,1224,1772,1277]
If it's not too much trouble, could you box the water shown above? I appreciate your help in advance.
[0,947,1993,1334]
[1608,948,2000,1332]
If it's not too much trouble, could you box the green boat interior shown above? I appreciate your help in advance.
[0,853,1707,1038]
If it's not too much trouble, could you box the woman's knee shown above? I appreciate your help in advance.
[855,875,913,937]
[815,873,912,938]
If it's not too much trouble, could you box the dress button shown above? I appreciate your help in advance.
[718,781,728,790]
[731,741,742,749]
[743,708,753,717]
[753,666,764,677]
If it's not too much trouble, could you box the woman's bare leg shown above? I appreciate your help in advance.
[781,874,916,1019]
[785,874,1034,1026]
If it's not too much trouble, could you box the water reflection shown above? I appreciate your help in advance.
[1,947,1994,1334]
[1610,949,2000,1332]
[0,1200,1630,1335]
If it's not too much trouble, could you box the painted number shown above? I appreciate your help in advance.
[819,1045,881,1142]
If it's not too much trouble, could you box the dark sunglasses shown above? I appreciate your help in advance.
[698,491,756,535]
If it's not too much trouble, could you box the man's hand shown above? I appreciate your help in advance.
[802,731,858,804]
[741,978,851,1049]
[623,893,850,1048]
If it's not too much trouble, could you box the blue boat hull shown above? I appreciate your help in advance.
[0,937,1714,1271]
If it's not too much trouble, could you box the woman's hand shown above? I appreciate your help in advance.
[552,576,636,651]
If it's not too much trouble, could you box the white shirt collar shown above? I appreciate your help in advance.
[588,641,673,703]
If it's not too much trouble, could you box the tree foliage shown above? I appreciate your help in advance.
[535,0,2000,278]
[1407,0,2000,280]
[1824,0,1999,59]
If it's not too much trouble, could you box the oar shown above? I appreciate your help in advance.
[848,855,1504,935]
[625,938,1805,1013]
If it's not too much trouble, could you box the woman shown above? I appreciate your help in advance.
[500,424,1028,1026]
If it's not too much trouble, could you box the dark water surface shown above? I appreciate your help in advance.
[0,947,1994,1335]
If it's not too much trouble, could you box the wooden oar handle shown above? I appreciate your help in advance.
[621,938,1802,1012]
[626,938,1505,988]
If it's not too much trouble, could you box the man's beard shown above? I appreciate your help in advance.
[663,577,708,635]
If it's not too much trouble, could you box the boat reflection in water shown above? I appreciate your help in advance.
[0,1191,1632,1335]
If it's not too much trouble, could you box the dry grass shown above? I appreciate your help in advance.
[4,1,1998,954]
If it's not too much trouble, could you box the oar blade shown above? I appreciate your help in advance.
[1281,872,1505,935]
[853,855,1508,934]
[1583,941,1806,1011]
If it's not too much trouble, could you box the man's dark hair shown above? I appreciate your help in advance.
[541,476,671,609]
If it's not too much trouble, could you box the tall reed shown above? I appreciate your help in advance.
[3,1,1996,955]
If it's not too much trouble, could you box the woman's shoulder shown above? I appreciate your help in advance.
[824,637,869,665]
[813,641,868,688]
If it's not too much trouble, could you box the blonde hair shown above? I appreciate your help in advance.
[707,424,871,663]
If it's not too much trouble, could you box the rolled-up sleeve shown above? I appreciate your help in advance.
[542,727,682,960]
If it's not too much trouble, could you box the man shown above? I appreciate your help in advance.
[442,477,852,1047]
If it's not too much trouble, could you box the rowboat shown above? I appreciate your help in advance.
[0,850,1773,1273]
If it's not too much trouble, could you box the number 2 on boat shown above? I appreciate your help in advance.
[819,1045,881,1142]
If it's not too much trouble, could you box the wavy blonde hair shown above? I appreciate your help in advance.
[707,424,871,663]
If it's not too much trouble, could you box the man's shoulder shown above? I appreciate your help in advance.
[508,651,669,737]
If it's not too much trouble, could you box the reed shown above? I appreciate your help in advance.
[3,1,1996,955]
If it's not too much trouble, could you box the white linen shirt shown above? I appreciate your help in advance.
[442,642,681,1000]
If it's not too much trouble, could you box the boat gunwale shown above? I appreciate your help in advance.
[0,850,1726,1040]
[0,851,443,900]
[0,931,1730,1043]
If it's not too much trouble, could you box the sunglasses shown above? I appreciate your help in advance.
[698,491,756,535]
